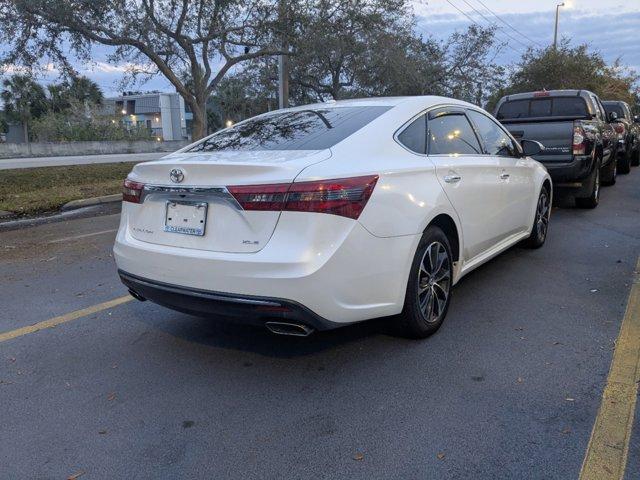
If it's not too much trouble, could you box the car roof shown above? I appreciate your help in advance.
[602,100,628,106]
[281,96,476,112]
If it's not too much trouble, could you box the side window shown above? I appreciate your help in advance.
[428,114,482,155]
[467,110,519,157]
[397,114,426,154]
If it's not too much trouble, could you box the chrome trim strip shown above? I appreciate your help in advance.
[140,184,243,210]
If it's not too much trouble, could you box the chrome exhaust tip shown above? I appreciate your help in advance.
[265,321,314,337]
[128,289,147,302]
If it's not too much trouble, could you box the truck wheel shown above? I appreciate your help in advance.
[618,150,631,174]
[632,149,640,167]
[602,158,617,186]
[575,162,600,209]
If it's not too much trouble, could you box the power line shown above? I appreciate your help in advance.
[459,0,533,51]
[472,0,544,48]
[443,0,526,56]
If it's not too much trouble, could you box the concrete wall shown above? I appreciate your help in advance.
[0,140,190,159]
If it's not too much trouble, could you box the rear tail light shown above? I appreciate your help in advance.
[228,175,379,219]
[613,123,626,138]
[123,178,145,203]
[572,125,586,155]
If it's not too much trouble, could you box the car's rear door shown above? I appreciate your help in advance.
[467,109,535,237]
[426,108,504,262]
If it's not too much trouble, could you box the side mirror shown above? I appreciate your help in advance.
[609,111,618,122]
[521,139,544,157]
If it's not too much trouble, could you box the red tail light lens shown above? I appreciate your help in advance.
[226,184,289,211]
[228,175,379,219]
[123,178,145,203]
[572,125,586,155]
[613,123,625,136]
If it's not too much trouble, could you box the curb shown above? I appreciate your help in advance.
[61,194,123,211]
[0,210,13,219]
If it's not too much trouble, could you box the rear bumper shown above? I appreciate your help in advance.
[119,270,338,331]
[541,154,595,188]
[114,207,420,323]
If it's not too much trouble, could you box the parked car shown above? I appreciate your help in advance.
[494,89,618,208]
[602,100,640,171]
[115,97,551,339]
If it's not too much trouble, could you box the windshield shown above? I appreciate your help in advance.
[497,97,588,120]
[188,106,391,152]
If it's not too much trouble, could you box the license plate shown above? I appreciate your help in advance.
[164,201,208,236]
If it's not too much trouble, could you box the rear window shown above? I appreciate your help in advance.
[603,103,626,119]
[188,106,391,152]
[497,97,588,120]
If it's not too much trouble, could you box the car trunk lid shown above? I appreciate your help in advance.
[125,150,331,253]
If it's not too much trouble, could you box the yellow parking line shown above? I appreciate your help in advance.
[580,257,640,480]
[0,295,133,343]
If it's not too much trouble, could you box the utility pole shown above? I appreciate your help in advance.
[553,3,565,50]
[278,0,289,109]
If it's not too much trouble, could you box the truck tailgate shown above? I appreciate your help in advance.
[502,121,574,163]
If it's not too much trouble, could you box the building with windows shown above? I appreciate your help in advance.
[103,92,191,141]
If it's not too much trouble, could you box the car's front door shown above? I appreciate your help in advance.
[466,109,535,237]
[426,108,504,263]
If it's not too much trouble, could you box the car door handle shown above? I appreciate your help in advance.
[500,172,510,180]
[444,174,462,184]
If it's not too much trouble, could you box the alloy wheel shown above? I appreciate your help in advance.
[417,242,451,323]
[536,191,550,241]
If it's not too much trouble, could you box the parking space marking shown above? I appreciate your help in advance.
[47,228,118,244]
[580,257,640,480]
[0,295,132,343]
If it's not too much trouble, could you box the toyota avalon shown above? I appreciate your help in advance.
[114,97,551,338]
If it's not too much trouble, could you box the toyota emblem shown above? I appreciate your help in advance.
[169,168,184,183]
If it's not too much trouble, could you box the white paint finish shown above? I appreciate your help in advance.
[114,95,550,324]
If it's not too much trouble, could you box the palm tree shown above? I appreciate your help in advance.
[1,74,47,144]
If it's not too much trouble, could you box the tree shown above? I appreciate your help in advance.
[0,0,288,140]
[47,76,103,114]
[285,0,413,101]
[1,74,47,143]
[487,41,639,110]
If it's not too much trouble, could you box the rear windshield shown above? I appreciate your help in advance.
[603,103,626,119]
[188,106,391,152]
[496,97,588,120]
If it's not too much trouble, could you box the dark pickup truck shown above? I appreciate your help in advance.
[602,100,640,173]
[494,89,618,208]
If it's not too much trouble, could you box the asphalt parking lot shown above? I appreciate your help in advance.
[1,174,639,479]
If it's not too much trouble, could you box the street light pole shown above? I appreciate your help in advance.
[553,2,565,50]
[278,0,289,109]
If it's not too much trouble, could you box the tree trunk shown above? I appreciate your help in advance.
[23,118,29,145]
[190,101,208,141]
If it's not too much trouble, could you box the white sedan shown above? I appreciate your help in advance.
[114,96,551,338]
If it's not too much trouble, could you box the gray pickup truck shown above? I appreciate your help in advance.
[494,90,618,208]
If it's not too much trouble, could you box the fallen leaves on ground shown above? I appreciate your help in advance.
[437,452,445,460]
[353,453,364,461]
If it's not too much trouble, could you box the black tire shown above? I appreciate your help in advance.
[396,226,453,339]
[524,185,551,249]
[602,157,617,186]
[632,149,640,167]
[575,161,600,209]
[618,150,631,174]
